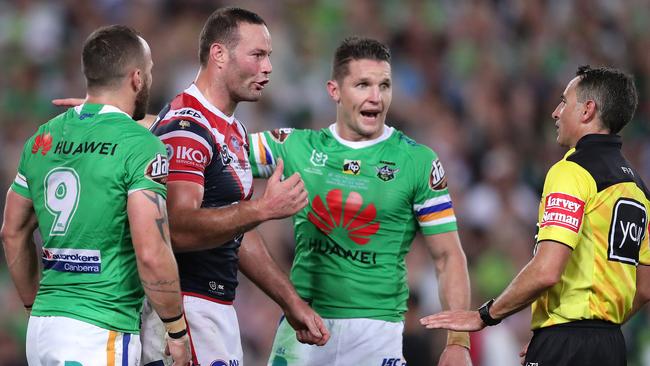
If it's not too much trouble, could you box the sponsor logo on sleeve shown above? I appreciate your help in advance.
[429,159,447,191]
[342,159,361,175]
[540,192,585,233]
[145,153,169,184]
[42,248,101,274]
[31,133,53,155]
[608,198,647,265]
[270,128,294,143]
[173,146,207,165]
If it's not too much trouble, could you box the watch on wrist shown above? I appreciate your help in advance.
[478,299,501,326]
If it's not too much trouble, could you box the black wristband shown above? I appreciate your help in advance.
[161,313,183,323]
[168,328,187,339]
[478,299,501,326]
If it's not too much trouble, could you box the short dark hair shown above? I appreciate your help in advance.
[575,65,638,134]
[198,7,266,67]
[82,25,145,91]
[332,37,391,82]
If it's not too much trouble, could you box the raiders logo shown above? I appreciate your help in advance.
[376,164,399,181]
[429,159,447,190]
[270,128,294,143]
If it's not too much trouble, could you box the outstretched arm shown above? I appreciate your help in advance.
[1,190,39,310]
[420,240,571,331]
[424,231,472,366]
[168,159,308,252]
[239,229,329,346]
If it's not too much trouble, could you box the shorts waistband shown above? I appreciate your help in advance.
[540,319,620,330]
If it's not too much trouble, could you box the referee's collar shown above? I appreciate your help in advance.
[574,133,622,150]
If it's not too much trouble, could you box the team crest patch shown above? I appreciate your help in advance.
[429,159,447,190]
[376,164,399,181]
[144,153,169,184]
[270,128,294,143]
[178,120,191,129]
[343,159,361,175]
[540,192,585,233]
[32,133,53,155]
[310,150,328,166]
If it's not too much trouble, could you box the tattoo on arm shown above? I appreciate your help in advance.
[142,191,170,246]
[141,278,179,294]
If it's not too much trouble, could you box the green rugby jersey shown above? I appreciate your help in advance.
[10,103,168,333]
[249,125,457,321]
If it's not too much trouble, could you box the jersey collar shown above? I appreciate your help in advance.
[185,84,236,124]
[73,103,130,118]
[328,123,394,149]
[575,134,622,150]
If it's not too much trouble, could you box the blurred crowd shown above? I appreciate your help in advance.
[2,0,650,365]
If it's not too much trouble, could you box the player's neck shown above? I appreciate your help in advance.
[85,92,134,117]
[195,69,236,117]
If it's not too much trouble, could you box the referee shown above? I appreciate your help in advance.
[419,65,650,366]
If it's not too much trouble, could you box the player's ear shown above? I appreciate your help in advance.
[327,80,340,103]
[582,99,597,123]
[210,42,228,68]
[130,68,144,93]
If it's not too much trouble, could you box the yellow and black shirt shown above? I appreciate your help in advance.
[532,134,650,329]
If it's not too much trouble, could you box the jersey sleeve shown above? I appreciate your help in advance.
[10,135,36,199]
[536,160,595,249]
[155,119,214,186]
[412,147,458,235]
[638,199,650,266]
[125,134,168,198]
[248,128,293,178]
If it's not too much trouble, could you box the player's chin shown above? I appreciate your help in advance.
[358,117,384,136]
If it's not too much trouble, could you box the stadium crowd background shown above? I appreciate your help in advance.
[1,0,650,365]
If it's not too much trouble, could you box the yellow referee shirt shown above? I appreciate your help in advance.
[532,134,650,329]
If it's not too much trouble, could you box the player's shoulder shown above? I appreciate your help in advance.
[545,150,594,188]
[255,127,311,143]
[389,128,440,160]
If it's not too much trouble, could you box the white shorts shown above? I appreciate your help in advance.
[141,295,243,366]
[26,315,141,366]
[267,317,405,366]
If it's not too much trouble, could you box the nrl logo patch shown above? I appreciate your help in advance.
[376,164,399,181]
[343,160,361,175]
[270,128,294,143]
[219,143,232,165]
[310,150,328,167]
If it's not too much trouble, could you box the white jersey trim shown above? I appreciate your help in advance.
[14,173,28,189]
[328,123,394,149]
[184,84,235,124]
[413,194,452,211]
[73,104,130,118]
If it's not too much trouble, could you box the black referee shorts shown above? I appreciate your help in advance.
[523,320,625,366]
